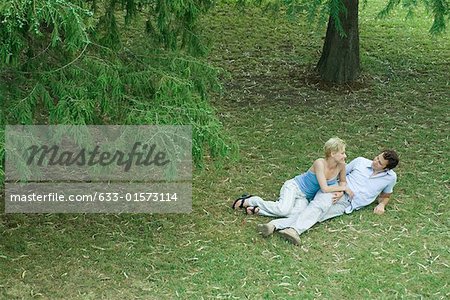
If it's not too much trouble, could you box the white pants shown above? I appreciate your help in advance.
[248,179,309,218]
[269,191,352,235]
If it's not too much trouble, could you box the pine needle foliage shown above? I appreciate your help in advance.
[377,0,448,34]
[0,0,237,183]
[238,0,448,35]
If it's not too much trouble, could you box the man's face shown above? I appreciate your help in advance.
[372,153,388,171]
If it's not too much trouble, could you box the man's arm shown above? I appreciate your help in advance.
[374,172,397,215]
[373,192,392,215]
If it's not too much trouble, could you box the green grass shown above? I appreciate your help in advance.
[1,0,449,299]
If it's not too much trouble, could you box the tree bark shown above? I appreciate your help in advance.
[317,0,360,83]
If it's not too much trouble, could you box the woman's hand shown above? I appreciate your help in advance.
[332,191,344,203]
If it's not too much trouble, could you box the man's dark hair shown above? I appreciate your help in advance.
[383,150,399,170]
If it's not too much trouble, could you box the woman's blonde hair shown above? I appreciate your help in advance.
[324,137,346,157]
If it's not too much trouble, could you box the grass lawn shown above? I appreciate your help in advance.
[1,0,449,299]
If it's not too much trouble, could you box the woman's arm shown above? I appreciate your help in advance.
[313,160,346,193]
[339,163,354,198]
[338,163,347,187]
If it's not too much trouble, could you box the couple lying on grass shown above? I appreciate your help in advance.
[232,137,399,245]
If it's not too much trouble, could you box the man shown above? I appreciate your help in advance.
[258,150,399,245]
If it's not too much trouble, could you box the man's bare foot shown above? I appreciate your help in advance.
[278,228,300,246]
[257,223,275,237]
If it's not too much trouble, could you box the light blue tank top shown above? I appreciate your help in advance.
[294,170,338,200]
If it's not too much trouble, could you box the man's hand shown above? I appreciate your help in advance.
[332,191,344,204]
[344,187,355,199]
[374,203,385,215]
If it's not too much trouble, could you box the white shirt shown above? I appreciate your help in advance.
[345,157,397,213]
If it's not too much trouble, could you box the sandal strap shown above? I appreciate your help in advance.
[231,194,254,209]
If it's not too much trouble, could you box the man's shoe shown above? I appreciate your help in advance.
[278,228,300,246]
[257,223,275,237]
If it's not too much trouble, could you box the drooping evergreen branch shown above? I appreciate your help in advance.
[239,0,448,35]
[0,0,238,184]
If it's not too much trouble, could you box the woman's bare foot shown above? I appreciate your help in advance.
[231,195,252,210]
[245,206,260,215]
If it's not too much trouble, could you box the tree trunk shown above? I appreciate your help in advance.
[317,0,360,83]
